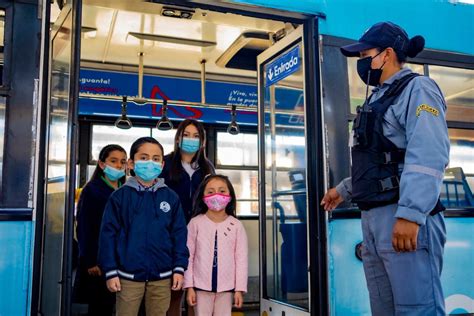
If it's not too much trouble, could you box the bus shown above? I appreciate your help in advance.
[0,0,472,315]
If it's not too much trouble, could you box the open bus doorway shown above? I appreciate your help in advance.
[40,1,326,315]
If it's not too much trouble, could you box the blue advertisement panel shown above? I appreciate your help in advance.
[79,69,304,128]
[328,215,474,315]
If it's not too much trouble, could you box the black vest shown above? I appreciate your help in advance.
[350,73,444,214]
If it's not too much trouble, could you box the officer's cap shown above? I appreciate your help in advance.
[340,22,409,57]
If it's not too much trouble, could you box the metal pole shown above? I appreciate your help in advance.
[138,52,144,99]
[200,59,206,104]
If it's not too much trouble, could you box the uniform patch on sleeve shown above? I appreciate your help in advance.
[416,104,439,117]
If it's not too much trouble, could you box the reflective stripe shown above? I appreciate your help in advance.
[105,270,118,278]
[404,164,444,179]
[118,270,135,280]
[173,267,184,273]
[160,270,172,278]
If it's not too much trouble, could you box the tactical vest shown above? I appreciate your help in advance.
[351,73,444,215]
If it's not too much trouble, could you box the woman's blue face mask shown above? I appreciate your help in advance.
[180,137,200,154]
[134,160,163,182]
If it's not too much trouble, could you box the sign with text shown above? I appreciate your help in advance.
[265,45,300,87]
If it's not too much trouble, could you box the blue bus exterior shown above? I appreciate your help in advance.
[0,1,472,315]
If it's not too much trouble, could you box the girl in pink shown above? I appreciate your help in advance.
[184,175,248,316]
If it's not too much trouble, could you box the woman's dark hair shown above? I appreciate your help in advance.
[169,119,212,182]
[389,35,425,63]
[192,174,237,217]
[90,144,127,182]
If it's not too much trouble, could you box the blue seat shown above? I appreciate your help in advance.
[440,167,474,208]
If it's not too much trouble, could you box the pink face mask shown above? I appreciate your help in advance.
[203,193,231,211]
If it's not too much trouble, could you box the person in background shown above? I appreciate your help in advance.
[321,22,449,315]
[75,144,127,316]
[184,174,248,316]
[99,137,188,316]
[161,119,215,316]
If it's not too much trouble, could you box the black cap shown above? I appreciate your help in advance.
[340,22,409,57]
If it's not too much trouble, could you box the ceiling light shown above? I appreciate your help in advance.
[161,6,194,19]
[129,32,216,47]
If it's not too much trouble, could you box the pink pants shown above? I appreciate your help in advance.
[194,291,233,316]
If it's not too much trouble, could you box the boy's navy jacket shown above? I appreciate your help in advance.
[76,177,115,269]
[98,177,189,281]
[161,153,215,223]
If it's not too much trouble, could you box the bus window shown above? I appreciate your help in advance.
[151,129,176,155]
[215,131,258,216]
[0,11,6,201]
[0,96,5,197]
[88,124,176,182]
[428,66,474,123]
[91,124,151,161]
[347,59,425,114]
[448,128,474,191]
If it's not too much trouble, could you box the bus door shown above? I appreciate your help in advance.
[257,22,327,315]
[38,2,81,315]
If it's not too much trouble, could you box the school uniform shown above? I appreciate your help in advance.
[75,177,116,316]
[99,177,189,316]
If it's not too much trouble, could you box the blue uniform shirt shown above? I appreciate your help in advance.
[337,68,450,225]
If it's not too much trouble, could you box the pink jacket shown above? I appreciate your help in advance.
[184,214,248,292]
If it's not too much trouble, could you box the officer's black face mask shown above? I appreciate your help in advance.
[357,49,386,86]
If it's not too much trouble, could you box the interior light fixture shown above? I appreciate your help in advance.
[115,96,132,129]
[128,32,216,47]
[161,6,194,19]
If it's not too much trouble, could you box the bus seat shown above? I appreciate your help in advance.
[440,167,474,208]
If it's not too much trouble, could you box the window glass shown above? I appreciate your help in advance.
[0,97,5,197]
[347,58,424,114]
[91,125,151,161]
[151,129,176,156]
[0,10,4,86]
[216,132,258,166]
[447,128,474,192]
[216,169,259,216]
[428,66,474,122]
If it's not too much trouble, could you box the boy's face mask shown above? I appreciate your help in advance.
[203,193,231,212]
[103,165,125,181]
[134,160,162,182]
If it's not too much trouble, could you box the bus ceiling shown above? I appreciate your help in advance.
[78,0,299,74]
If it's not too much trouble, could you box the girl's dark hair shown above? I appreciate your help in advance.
[129,137,164,176]
[169,119,212,182]
[90,144,127,182]
[192,174,237,217]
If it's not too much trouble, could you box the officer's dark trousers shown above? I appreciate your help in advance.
[361,203,446,316]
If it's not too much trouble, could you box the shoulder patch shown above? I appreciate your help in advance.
[160,201,171,213]
[416,104,439,117]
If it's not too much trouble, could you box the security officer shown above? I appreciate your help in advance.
[321,22,449,315]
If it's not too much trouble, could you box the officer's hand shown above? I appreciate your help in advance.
[106,277,121,292]
[320,187,344,211]
[392,218,419,252]
[171,273,184,291]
